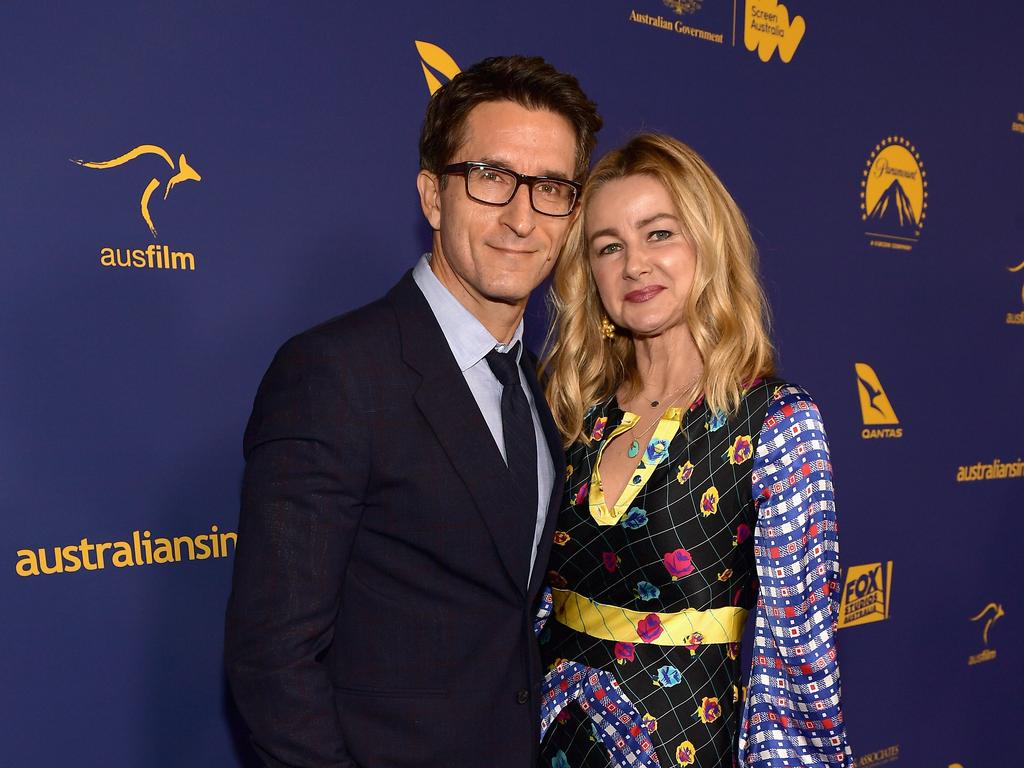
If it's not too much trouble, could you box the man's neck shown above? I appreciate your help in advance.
[428,254,526,345]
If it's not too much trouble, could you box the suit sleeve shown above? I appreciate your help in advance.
[225,332,370,768]
[738,386,854,767]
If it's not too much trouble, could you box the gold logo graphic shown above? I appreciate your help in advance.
[1012,111,1024,135]
[71,144,201,237]
[968,602,1003,665]
[744,0,805,63]
[839,561,893,628]
[1007,259,1024,325]
[861,136,927,251]
[415,40,460,96]
[858,745,900,768]
[855,363,902,439]
[663,0,702,13]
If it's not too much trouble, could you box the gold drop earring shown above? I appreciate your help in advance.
[600,316,616,340]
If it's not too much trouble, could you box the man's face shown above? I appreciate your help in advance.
[418,100,578,318]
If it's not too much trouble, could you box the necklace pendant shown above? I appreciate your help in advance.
[628,439,640,458]
[650,400,659,407]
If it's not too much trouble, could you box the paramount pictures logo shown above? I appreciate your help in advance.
[860,136,927,251]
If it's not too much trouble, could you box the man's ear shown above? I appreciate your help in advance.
[416,170,442,230]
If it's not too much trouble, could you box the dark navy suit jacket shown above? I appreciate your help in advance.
[225,270,564,768]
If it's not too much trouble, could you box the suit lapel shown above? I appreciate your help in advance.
[520,355,566,604]
[388,272,531,597]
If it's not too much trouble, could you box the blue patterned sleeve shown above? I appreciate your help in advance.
[738,385,854,767]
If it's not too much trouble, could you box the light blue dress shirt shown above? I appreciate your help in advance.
[413,254,555,583]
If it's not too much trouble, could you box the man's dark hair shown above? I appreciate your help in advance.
[419,55,602,182]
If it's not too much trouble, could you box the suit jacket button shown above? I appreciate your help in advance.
[516,688,529,705]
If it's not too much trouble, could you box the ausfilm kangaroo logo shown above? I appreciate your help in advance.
[1007,259,1024,325]
[860,136,927,251]
[71,144,200,272]
[415,41,460,96]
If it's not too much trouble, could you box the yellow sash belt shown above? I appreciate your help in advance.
[551,588,748,646]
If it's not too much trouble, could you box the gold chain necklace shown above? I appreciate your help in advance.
[622,386,693,459]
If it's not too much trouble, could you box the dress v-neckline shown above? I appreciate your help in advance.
[587,403,686,526]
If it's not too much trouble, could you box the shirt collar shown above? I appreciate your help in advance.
[412,254,524,372]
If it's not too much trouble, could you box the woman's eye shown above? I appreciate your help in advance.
[649,229,672,241]
[596,242,622,256]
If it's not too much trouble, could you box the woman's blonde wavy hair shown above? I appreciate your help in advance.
[541,133,775,446]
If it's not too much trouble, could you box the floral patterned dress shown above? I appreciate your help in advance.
[537,380,853,768]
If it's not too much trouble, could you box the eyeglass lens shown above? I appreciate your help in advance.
[466,166,576,215]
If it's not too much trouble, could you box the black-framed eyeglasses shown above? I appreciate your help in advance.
[442,161,581,217]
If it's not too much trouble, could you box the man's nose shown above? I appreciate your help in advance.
[499,184,537,238]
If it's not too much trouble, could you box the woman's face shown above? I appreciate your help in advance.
[586,174,697,338]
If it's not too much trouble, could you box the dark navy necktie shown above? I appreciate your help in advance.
[485,342,538,516]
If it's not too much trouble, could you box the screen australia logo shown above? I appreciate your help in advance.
[860,136,927,251]
[839,561,893,629]
[70,144,200,272]
[855,363,902,439]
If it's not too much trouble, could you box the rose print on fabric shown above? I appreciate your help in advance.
[683,632,703,655]
[602,552,619,573]
[695,696,721,724]
[675,461,694,485]
[553,531,571,546]
[642,713,658,733]
[654,665,682,687]
[663,547,695,579]
[636,613,663,643]
[634,581,660,601]
[675,740,696,766]
[621,507,648,530]
[644,438,670,465]
[614,642,635,663]
[734,522,751,547]
[572,482,589,506]
[591,416,608,441]
[699,486,719,517]
[726,434,753,464]
[706,409,727,431]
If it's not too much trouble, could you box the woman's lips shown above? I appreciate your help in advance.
[624,285,665,303]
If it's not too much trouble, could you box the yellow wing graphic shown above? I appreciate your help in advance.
[415,40,461,95]
[71,144,201,237]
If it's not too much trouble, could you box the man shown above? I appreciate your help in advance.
[225,55,601,768]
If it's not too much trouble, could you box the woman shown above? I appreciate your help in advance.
[537,134,853,767]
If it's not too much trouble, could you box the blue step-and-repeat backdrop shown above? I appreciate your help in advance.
[2,2,1021,766]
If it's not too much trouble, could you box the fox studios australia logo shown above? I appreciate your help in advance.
[839,561,893,629]
[71,144,200,272]
[855,363,902,439]
[860,136,928,251]
[967,602,1003,665]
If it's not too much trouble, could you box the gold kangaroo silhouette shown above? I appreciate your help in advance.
[969,602,1004,646]
[71,144,201,237]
